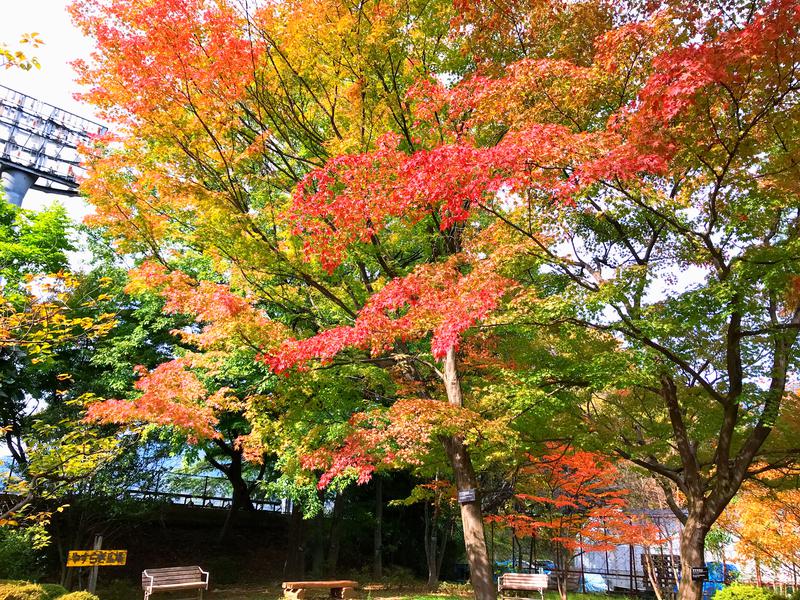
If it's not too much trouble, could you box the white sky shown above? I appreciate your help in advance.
[0,0,97,220]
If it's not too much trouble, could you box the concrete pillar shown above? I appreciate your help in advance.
[1,168,37,206]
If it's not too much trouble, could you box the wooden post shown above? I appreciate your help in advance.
[87,535,102,594]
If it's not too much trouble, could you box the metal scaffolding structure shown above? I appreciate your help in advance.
[0,84,106,205]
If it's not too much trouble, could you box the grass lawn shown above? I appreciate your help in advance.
[1,577,635,600]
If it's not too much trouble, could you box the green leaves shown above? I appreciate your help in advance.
[0,203,73,292]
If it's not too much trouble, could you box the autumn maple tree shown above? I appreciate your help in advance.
[71,0,800,599]
[81,260,289,538]
[487,449,659,600]
[273,3,800,600]
[719,482,800,577]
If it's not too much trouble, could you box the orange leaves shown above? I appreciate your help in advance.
[81,261,286,446]
[127,261,285,351]
[719,483,800,566]
[85,358,219,441]
[287,124,593,271]
[451,0,612,68]
[489,447,661,553]
[621,0,800,166]
[70,0,258,127]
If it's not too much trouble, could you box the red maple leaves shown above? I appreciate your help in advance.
[267,255,515,371]
[301,398,485,488]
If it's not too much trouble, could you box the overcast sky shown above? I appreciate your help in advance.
[1,0,97,218]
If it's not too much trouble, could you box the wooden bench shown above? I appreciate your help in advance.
[142,566,209,600]
[281,580,358,600]
[498,573,549,600]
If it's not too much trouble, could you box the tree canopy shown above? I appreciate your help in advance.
[57,1,800,599]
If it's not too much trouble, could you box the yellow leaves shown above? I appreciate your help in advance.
[719,482,800,565]
[0,273,117,359]
[0,32,43,71]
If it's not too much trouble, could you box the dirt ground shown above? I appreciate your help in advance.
[201,583,471,600]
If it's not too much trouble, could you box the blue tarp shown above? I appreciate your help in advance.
[703,562,740,600]
[579,573,610,593]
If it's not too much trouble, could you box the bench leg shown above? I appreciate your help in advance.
[198,588,203,600]
[285,589,307,600]
[330,588,355,600]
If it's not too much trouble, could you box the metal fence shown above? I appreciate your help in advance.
[126,470,288,512]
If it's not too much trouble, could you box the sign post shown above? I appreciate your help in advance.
[66,541,127,594]
[87,536,102,595]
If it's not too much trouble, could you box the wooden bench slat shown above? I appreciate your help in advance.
[282,581,358,589]
[143,571,202,579]
[144,576,202,580]
[144,576,204,581]
[143,579,204,586]
[142,565,208,596]
[499,573,548,597]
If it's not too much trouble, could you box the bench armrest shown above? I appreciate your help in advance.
[143,572,155,591]
[199,568,210,587]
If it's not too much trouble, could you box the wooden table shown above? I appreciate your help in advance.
[281,580,358,600]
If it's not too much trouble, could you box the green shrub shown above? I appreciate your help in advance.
[39,584,67,600]
[714,585,776,600]
[58,592,99,600]
[0,583,48,600]
[0,529,45,580]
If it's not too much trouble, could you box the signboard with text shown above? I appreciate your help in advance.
[458,489,477,504]
[67,550,127,567]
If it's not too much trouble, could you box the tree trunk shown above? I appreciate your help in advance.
[555,544,568,600]
[437,517,453,584]
[373,476,383,579]
[326,491,345,576]
[424,501,440,590]
[216,449,256,543]
[678,517,708,600]
[441,347,496,600]
[312,508,325,576]
[284,502,306,579]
